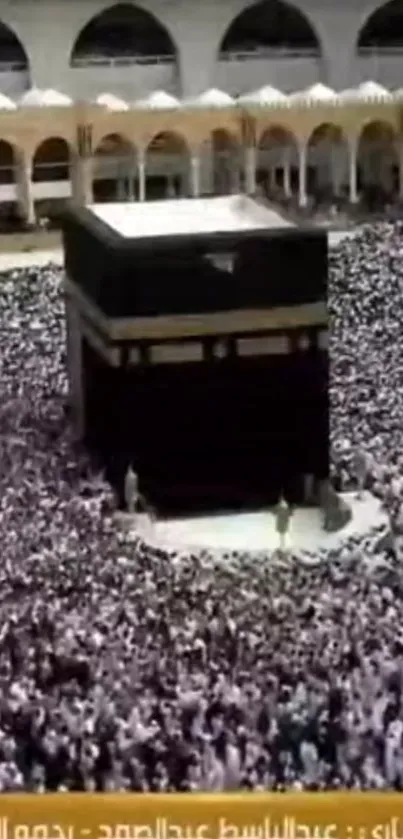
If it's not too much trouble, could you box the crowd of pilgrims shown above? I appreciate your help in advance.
[0,222,403,792]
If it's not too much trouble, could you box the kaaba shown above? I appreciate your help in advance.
[62,195,328,516]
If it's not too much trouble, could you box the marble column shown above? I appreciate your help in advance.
[17,157,35,225]
[138,152,146,202]
[71,156,93,206]
[244,146,256,195]
[282,151,292,197]
[298,143,308,207]
[190,155,201,197]
[348,141,358,204]
[127,161,136,201]
[331,144,343,196]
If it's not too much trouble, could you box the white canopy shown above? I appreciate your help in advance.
[134,90,180,110]
[186,88,235,108]
[290,83,339,105]
[357,81,392,101]
[0,93,16,110]
[19,88,73,107]
[96,93,129,111]
[12,80,400,113]
[340,81,392,103]
[237,85,288,107]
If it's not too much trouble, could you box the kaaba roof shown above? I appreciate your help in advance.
[91,196,295,240]
[62,197,326,327]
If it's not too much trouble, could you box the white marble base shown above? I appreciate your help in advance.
[113,510,154,536]
[150,492,388,555]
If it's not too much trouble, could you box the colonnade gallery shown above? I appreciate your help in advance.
[1,81,403,224]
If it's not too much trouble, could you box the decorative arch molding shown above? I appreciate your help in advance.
[306,123,348,147]
[70,2,178,64]
[353,117,398,144]
[195,125,241,150]
[94,132,136,156]
[218,0,322,54]
[33,136,73,160]
[257,124,298,148]
[210,127,241,149]
[357,119,398,145]
[146,130,190,155]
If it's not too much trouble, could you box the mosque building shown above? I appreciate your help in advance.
[0,0,401,223]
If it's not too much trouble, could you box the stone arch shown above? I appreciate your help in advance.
[306,124,349,201]
[357,0,403,48]
[145,131,190,199]
[32,137,71,182]
[0,140,16,184]
[219,0,321,54]
[0,140,18,229]
[0,20,29,68]
[198,129,242,196]
[93,132,136,201]
[357,120,398,204]
[70,2,177,64]
[257,126,298,198]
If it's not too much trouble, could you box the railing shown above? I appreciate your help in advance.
[71,53,176,68]
[358,45,403,55]
[0,165,15,185]
[219,46,320,61]
[0,60,27,72]
[33,163,70,182]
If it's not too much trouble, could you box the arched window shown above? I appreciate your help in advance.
[33,138,71,182]
[93,133,135,201]
[306,124,348,198]
[214,129,241,194]
[95,132,134,160]
[0,21,28,67]
[70,3,176,64]
[0,140,16,184]
[146,131,189,199]
[219,0,320,55]
[357,121,398,201]
[257,126,298,197]
[358,0,403,48]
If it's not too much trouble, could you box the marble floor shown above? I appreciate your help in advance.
[148,492,388,554]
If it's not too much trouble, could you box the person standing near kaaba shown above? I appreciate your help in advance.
[303,473,315,505]
[354,448,371,499]
[124,464,138,515]
[274,496,292,552]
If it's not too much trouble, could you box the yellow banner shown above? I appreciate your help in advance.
[0,795,402,839]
